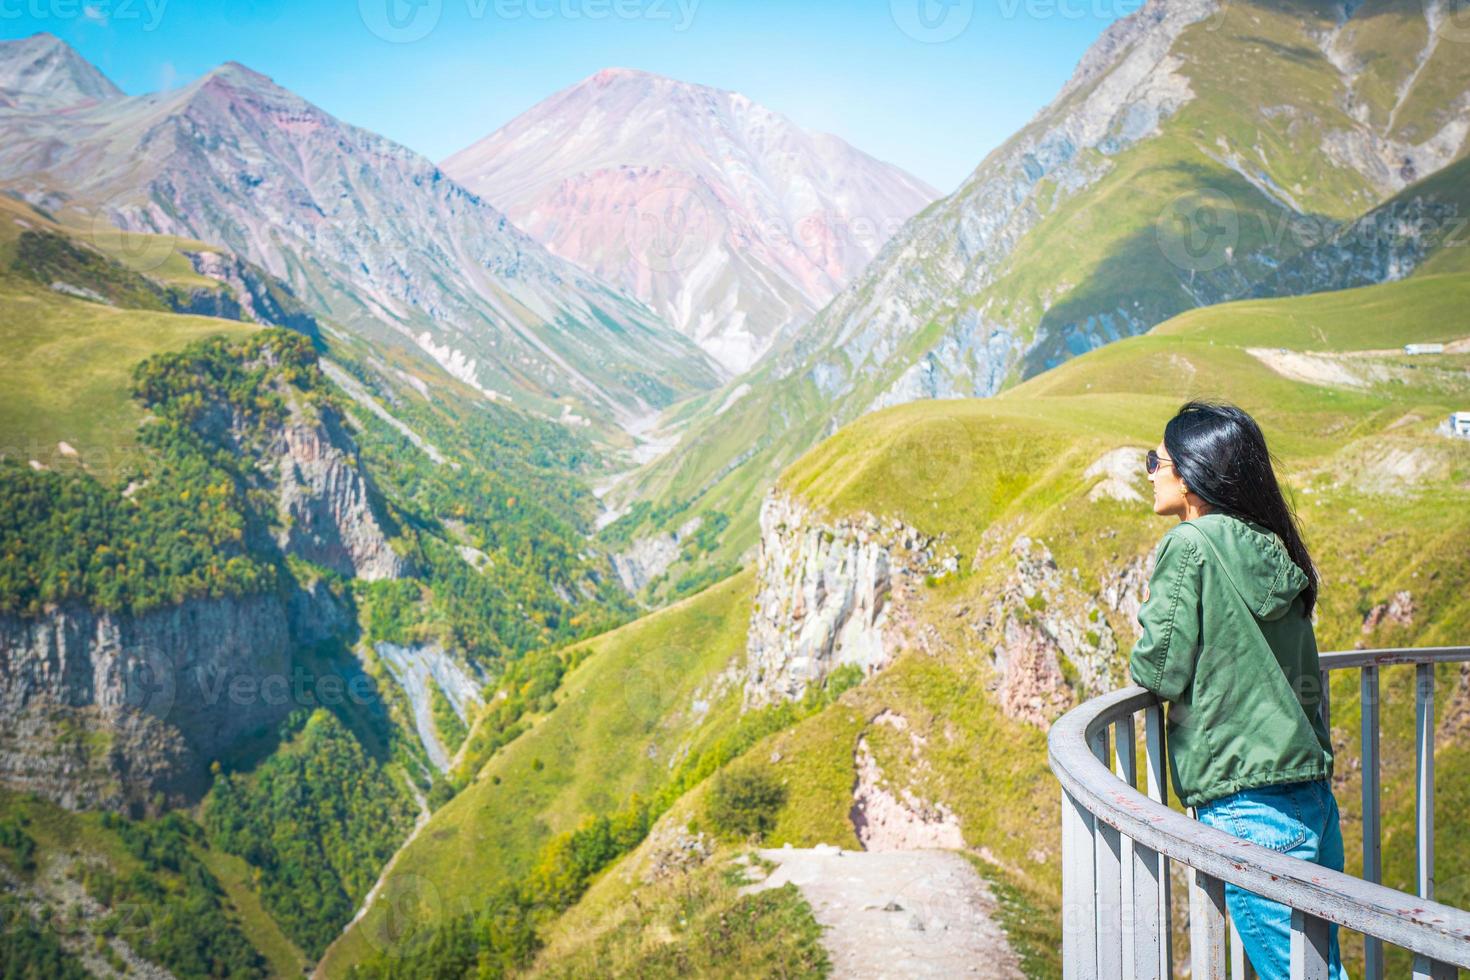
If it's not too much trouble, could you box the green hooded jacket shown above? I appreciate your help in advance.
[1128,512,1334,808]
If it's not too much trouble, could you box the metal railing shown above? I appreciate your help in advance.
[1049,646,1470,979]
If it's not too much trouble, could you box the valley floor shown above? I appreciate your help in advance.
[740,846,1021,979]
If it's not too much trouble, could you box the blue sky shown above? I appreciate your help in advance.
[2,0,1137,191]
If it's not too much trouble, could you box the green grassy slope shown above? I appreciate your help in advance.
[324,267,1470,977]
[318,570,758,973]
[0,196,257,469]
[0,789,291,978]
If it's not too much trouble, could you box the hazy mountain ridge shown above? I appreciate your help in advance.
[0,38,722,433]
[442,67,939,373]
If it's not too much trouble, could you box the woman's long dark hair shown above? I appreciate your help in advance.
[1163,401,1317,618]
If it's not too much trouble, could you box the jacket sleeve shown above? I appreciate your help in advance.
[1128,529,1203,701]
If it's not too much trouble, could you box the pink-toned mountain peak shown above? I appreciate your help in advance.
[588,66,655,86]
[442,68,938,373]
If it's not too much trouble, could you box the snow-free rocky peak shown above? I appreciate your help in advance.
[442,67,940,372]
[0,33,123,112]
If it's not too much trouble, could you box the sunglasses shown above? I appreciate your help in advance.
[1145,449,1175,475]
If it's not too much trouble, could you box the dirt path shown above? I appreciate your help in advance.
[741,845,1022,979]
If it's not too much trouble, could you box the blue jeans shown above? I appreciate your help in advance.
[1194,778,1348,980]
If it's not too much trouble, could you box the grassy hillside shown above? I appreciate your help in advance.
[0,196,257,471]
[319,569,759,973]
[0,789,289,978]
[323,268,1469,977]
[0,199,653,974]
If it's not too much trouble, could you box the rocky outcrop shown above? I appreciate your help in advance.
[970,534,1147,728]
[1084,447,1148,503]
[272,408,406,581]
[0,593,327,815]
[192,341,408,582]
[609,515,703,595]
[1261,185,1469,298]
[640,824,714,884]
[990,616,1075,728]
[743,491,954,709]
[183,248,324,340]
[1099,552,1151,629]
[1362,590,1415,633]
[849,712,965,852]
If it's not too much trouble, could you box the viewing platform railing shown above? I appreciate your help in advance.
[1048,646,1470,979]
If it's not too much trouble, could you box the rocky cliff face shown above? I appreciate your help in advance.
[968,535,1126,727]
[740,481,1155,729]
[270,406,407,582]
[957,515,1155,729]
[742,491,954,709]
[609,515,703,595]
[1261,159,1470,297]
[0,593,334,815]
[182,248,324,340]
[0,340,408,813]
[375,641,485,772]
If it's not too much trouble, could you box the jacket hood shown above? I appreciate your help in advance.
[1178,513,1308,621]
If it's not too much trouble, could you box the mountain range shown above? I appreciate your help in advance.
[0,35,721,435]
[442,67,938,373]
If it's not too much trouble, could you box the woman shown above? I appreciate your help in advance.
[1129,401,1346,980]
